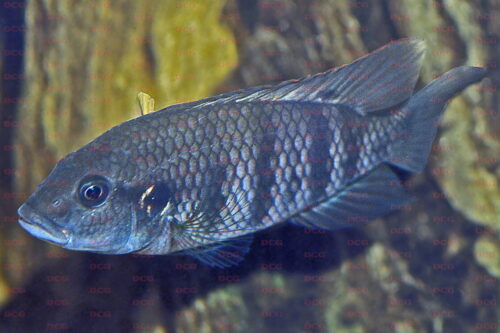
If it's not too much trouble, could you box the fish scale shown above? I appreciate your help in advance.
[17,39,487,268]
[119,100,402,234]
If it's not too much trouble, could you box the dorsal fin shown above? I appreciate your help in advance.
[236,39,426,115]
[158,39,426,116]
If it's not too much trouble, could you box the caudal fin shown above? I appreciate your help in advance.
[390,66,487,173]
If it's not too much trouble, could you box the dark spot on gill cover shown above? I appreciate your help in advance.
[128,181,172,219]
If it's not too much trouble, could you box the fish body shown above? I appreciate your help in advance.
[18,40,486,267]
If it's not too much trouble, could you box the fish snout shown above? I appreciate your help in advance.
[17,203,70,246]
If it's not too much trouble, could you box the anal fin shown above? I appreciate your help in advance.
[295,164,412,230]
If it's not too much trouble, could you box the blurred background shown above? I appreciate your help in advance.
[0,0,498,332]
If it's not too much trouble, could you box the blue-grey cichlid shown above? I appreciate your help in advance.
[17,39,487,268]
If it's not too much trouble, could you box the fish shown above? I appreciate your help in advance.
[17,39,487,268]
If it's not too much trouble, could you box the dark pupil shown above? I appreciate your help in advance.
[78,176,109,208]
[85,185,102,200]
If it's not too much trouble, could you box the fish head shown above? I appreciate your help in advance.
[17,141,157,254]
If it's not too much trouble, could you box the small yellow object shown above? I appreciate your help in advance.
[137,92,155,115]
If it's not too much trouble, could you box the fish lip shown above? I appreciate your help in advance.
[17,203,70,246]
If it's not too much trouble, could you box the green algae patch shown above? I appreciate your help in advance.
[322,243,428,333]
[439,99,500,230]
[0,232,10,308]
[436,0,499,230]
[323,275,366,333]
[474,235,500,278]
[175,272,292,333]
[180,286,251,333]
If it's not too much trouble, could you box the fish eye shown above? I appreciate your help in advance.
[78,176,110,208]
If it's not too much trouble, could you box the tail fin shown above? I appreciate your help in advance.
[390,66,487,173]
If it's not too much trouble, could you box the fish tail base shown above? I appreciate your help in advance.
[389,66,486,173]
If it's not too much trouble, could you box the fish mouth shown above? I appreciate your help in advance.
[17,203,70,246]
